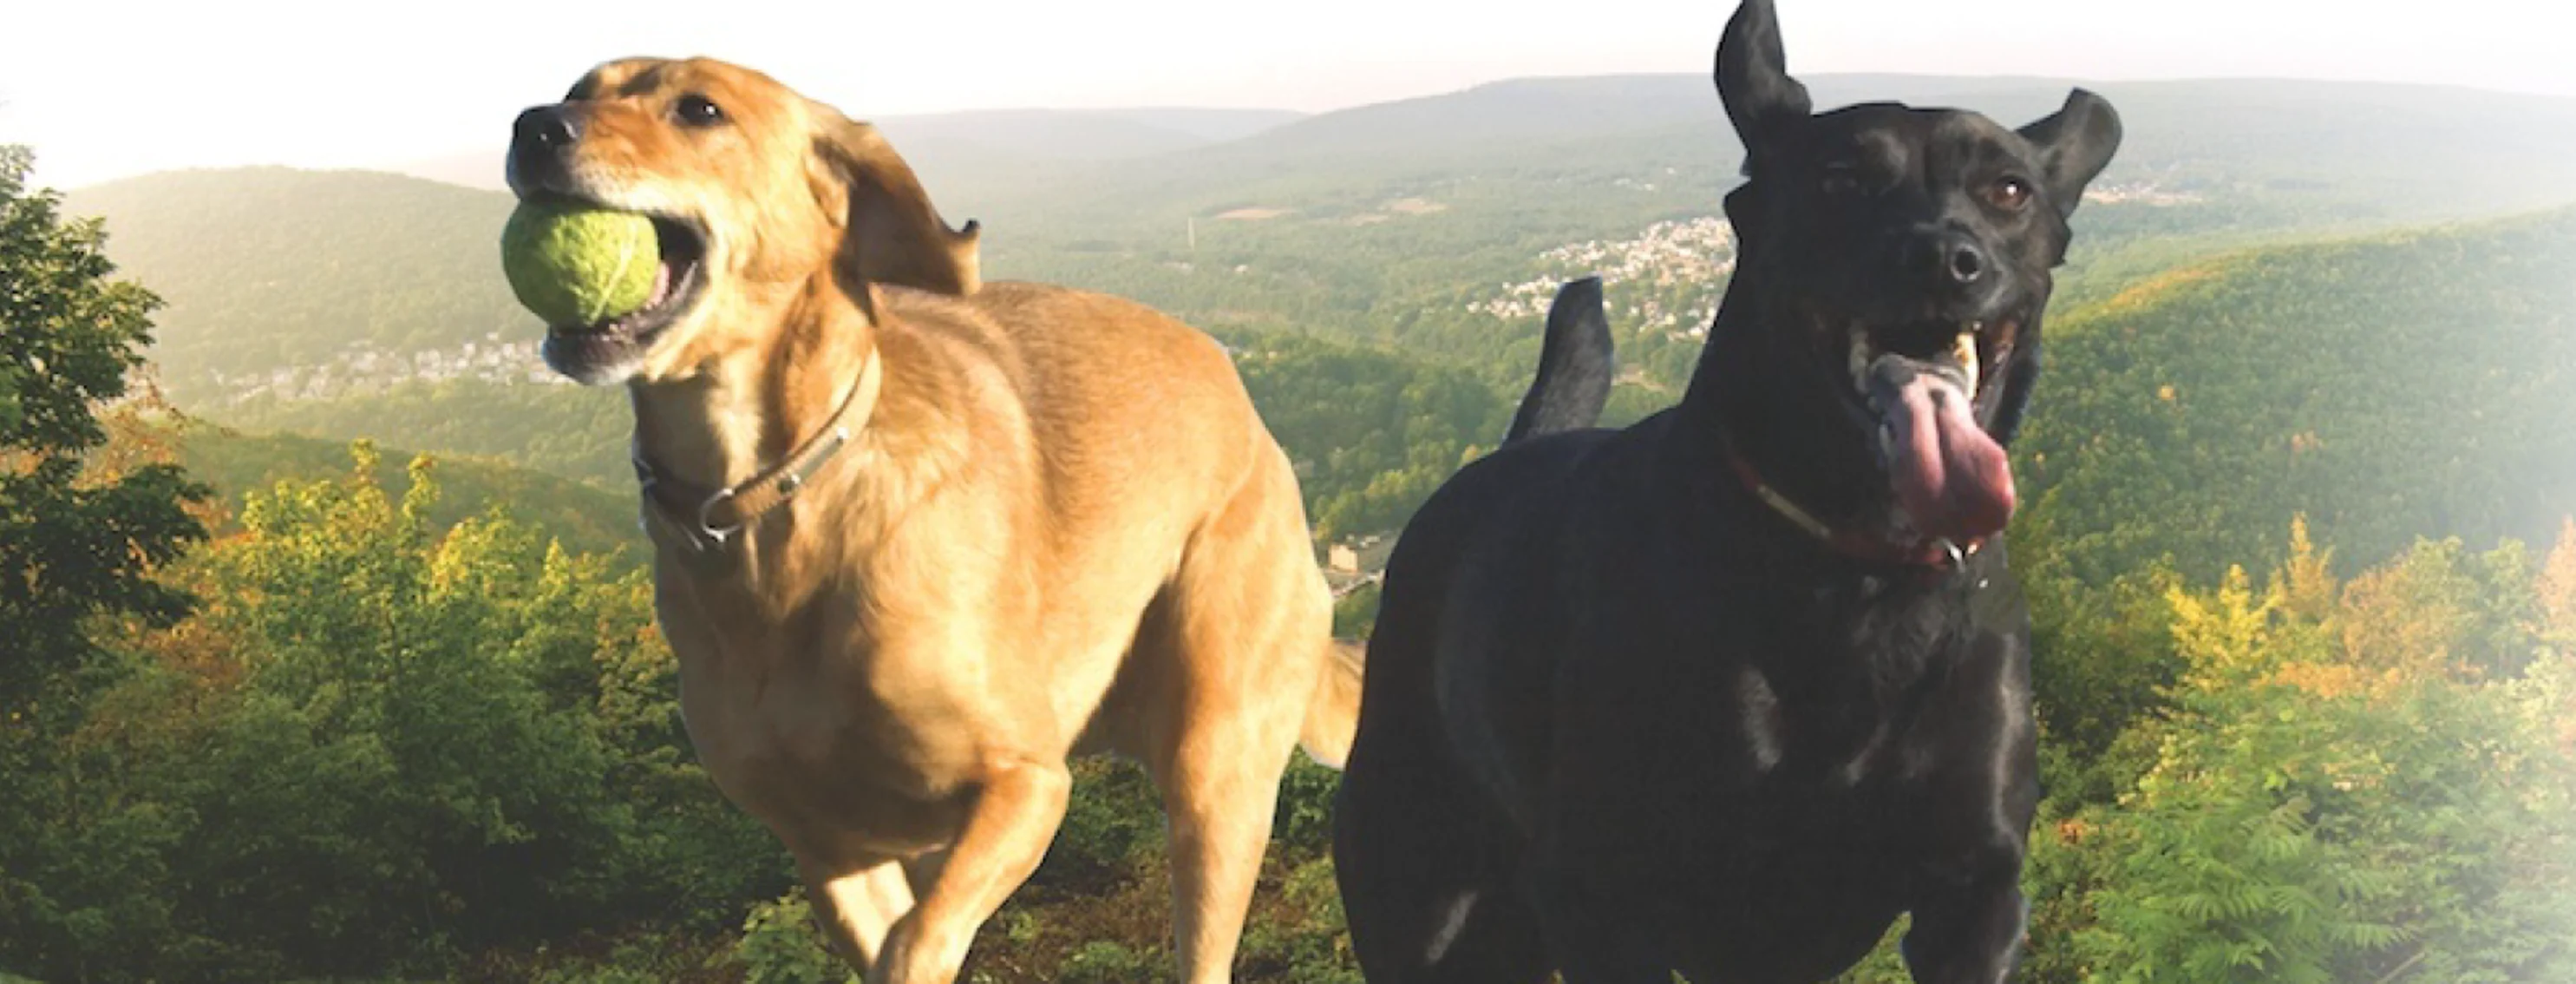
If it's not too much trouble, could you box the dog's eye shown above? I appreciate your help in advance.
[1986,176,2034,211]
[674,94,726,127]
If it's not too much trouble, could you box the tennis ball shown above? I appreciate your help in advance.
[500,201,659,327]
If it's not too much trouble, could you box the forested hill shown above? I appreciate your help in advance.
[63,167,525,392]
[171,425,645,562]
[2015,205,2576,587]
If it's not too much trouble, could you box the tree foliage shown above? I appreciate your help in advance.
[2,447,780,981]
[0,145,210,699]
[2015,208,2576,589]
[1226,331,1508,542]
[2022,523,2576,984]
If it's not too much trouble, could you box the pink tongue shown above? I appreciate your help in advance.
[1886,375,2016,541]
[645,263,673,308]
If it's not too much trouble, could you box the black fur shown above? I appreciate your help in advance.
[1330,2,2119,981]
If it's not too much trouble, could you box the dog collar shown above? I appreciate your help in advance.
[631,351,883,555]
[1716,428,1983,573]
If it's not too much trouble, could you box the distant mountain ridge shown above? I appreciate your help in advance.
[60,73,2576,409]
[396,107,1308,190]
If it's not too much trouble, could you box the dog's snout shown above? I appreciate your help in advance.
[514,106,582,152]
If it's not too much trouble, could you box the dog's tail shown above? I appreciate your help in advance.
[1502,276,1616,446]
[1298,637,1367,769]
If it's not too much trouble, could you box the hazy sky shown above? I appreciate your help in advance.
[2,0,2563,190]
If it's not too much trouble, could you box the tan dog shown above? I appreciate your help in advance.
[503,57,1363,984]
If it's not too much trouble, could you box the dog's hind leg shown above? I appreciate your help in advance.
[1152,701,1298,984]
[1146,456,1337,984]
[1333,578,1553,984]
[1334,704,1553,984]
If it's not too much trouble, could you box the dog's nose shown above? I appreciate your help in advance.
[1946,242,1986,284]
[1913,231,1991,287]
[513,106,582,152]
[507,106,585,194]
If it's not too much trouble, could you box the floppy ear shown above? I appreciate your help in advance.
[809,108,982,296]
[1715,0,1812,154]
[2017,89,2122,219]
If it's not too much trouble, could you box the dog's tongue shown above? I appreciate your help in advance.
[1878,360,2015,541]
[644,262,673,309]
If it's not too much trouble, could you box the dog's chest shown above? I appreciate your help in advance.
[1675,579,1961,774]
[665,587,992,851]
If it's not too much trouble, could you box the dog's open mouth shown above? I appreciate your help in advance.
[553,213,708,343]
[532,203,709,377]
[1840,318,2022,543]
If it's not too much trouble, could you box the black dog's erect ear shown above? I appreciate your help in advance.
[1715,0,1813,152]
[2017,89,2123,219]
[809,106,983,296]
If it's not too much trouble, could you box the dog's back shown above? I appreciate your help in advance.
[877,279,1362,763]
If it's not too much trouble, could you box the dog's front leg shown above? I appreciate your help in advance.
[870,755,1072,984]
[1899,874,2027,984]
[801,857,915,968]
[1532,862,1672,984]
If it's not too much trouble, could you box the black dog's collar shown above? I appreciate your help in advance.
[632,351,882,557]
[1717,428,1983,574]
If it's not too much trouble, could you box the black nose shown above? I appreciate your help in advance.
[513,106,581,152]
[507,106,584,193]
[1946,242,1985,284]
[1912,229,1990,287]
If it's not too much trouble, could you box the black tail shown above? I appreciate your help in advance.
[1502,277,1616,445]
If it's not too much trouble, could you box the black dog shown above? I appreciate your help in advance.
[1330,2,2120,981]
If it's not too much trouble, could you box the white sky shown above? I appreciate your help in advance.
[2,0,2565,190]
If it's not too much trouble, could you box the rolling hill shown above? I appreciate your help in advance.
[62,167,526,396]
[398,107,1306,190]
[2012,205,2576,586]
[172,423,646,561]
[62,75,2576,403]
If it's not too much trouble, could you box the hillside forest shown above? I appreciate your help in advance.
[5,67,2576,984]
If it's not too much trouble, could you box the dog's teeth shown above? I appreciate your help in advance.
[1953,333,1981,393]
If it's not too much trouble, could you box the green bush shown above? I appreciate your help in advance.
[2045,533,2576,984]
[727,889,854,984]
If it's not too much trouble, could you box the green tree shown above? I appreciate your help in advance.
[0,144,208,703]
[7,445,783,981]
[0,144,211,975]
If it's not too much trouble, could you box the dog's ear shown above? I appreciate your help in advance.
[1715,0,1812,152]
[808,107,982,296]
[2017,89,2122,219]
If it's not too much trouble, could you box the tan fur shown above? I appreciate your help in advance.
[528,57,1361,984]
